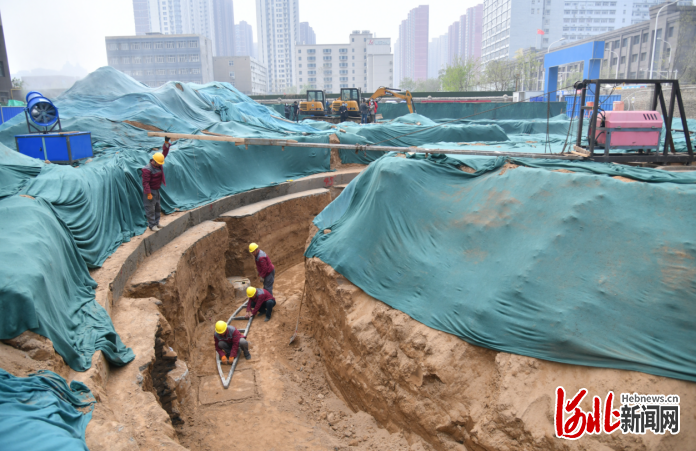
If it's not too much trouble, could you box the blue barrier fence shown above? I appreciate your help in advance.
[565,95,622,118]
[0,107,24,124]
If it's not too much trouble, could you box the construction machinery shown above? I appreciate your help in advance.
[331,87,362,117]
[368,87,416,114]
[572,79,693,164]
[299,90,327,117]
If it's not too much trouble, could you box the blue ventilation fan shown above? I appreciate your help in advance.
[23,91,61,132]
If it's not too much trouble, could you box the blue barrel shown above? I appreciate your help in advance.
[25,91,59,127]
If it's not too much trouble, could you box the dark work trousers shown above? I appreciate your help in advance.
[261,269,275,295]
[218,338,249,358]
[251,299,276,319]
[143,189,161,228]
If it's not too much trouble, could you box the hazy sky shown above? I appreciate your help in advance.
[1,0,480,74]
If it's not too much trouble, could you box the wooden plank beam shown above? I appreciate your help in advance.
[147,131,583,160]
[147,131,245,144]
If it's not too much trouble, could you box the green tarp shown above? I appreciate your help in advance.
[0,67,332,372]
[0,369,94,451]
[0,195,134,371]
[306,153,696,382]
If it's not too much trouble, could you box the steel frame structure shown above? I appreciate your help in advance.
[575,79,693,164]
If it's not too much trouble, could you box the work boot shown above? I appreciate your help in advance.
[264,317,270,322]
[244,353,251,360]
[150,225,160,232]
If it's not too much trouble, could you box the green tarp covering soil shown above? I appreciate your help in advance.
[0,369,95,451]
[0,67,333,372]
[307,153,696,382]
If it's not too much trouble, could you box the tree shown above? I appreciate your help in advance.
[484,60,515,90]
[439,56,481,92]
[399,77,417,91]
[11,77,23,89]
[399,77,440,92]
[513,49,542,91]
[418,78,441,92]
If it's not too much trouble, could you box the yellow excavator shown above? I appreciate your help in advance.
[299,90,327,116]
[331,87,361,117]
[368,87,416,114]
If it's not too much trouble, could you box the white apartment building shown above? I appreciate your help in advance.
[213,56,267,95]
[256,0,300,94]
[481,0,680,62]
[294,31,393,94]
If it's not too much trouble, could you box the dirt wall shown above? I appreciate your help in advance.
[304,256,696,451]
[124,222,232,359]
[217,190,331,284]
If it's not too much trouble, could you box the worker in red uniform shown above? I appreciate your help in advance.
[244,287,276,322]
[249,242,275,294]
[142,137,171,231]
[214,321,251,363]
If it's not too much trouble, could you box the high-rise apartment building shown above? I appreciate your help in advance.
[294,31,392,94]
[448,21,460,63]
[397,5,429,82]
[235,21,255,57]
[427,34,449,78]
[130,0,237,56]
[481,0,684,63]
[133,0,155,35]
[299,22,316,45]
[256,0,300,93]
[462,4,484,59]
[213,0,235,57]
[439,3,483,67]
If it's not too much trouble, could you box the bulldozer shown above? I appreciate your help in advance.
[299,90,327,117]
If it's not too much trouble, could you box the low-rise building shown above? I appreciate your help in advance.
[547,3,696,84]
[294,31,393,94]
[105,33,214,87]
[213,56,267,95]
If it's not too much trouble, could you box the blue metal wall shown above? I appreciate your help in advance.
[0,107,24,124]
[565,94,622,118]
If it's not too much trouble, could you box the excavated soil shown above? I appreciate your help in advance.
[216,189,332,286]
[110,217,429,450]
[6,162,695,451]
[304,254,696,451]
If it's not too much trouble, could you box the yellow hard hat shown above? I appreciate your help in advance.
[249,243,259,253]
[246,287,257,298]
[215,321,227,334]
[152,152,165,165]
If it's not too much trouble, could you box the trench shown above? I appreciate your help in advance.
[106,180,435,451]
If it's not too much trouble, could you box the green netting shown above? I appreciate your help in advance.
[377,101,567,120]
[0,369,94,451]
[0,67,333,373]
[307,153,696,382]
[0,196,134,371]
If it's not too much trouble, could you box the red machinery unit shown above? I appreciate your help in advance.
[595,111,663,150]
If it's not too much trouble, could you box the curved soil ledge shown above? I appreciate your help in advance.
[304,256,696,451]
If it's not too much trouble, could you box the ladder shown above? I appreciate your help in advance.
[216,300,254,389]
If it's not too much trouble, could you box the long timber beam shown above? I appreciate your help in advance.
[147,131,583,160]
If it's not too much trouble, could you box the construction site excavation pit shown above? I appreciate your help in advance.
[69,169,433,451]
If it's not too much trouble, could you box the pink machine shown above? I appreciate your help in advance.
[595,111,663,150]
